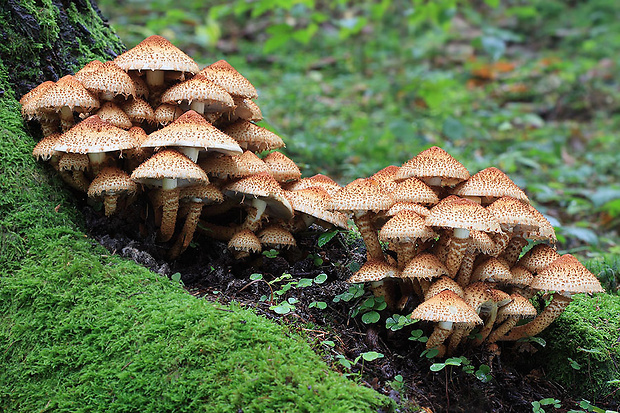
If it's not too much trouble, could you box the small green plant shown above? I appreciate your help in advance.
[567,399,609,413]
[262,248,279,258]
[249,272,329,315]
[408,329,429,343]
[531,398,561,413]
[385,314,417,331]
[429,356,493,383]
[333,283,365,303]
[335,351,385,378]
[317,230,340,247]
[170,272,184,287]
[350,296,387,324]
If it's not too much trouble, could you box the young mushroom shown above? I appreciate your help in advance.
[88,166,139,216]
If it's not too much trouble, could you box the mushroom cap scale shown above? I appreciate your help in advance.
[384,202,430,218]
[347,259,400,283]
[284,174,342,196]
[497,294,537,318]
[228,229,262,253]
[142,110,242,156]
[96,101,133,129]
[390,177,440,205]
[262,151,301,183]
[200,151,269,179]
[401,253,449,281]
[411,290,482,324]
[330,178,394,213]
[179,182,224,205]
[471,257,513,283]
[486,196,540,233]
[379,210,436,243]
[197,60,258,99]
[452,167,529,204]
[223,172,293,220]
[257,225,297,249]
[517,243,561,273]
[424,276,465,300]
[122,98,155,124]
[130,149,209,186]
[425,196,502,233]
[530,254,604,295]
[20,81,56,118]
[32,133,62,161]
[78,61,136,99]
[154,104,184,126]
[371,165,401,193]
[54,115,138,154]
[114,35,199,74]
[397,146,470,186]
[285,187,349,229]
[58,153,90,171]
[160,76,235,112]
[222,120,285,152]
[36,75,100,113]
[88,166,138,197]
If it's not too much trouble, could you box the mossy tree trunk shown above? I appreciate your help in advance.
[0,0,125,99]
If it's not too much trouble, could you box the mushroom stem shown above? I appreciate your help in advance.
[196,220,237,241]
[146,70,165,88]
[499,294,572,341]
[473,305,499,346]
[427,321,453,350]
[178,147,200,163]
[190,101,205,114]
[71,170,90,193]
[169,201,203,259]
[369,280,397,311]
[490,231,510,256]
[103,194,119,216]
[353,210,384,261]
[87,152,108,175]
[158,184,180,242]
[487,316,519,344]
[456,252,477,287]
[59,106,74,131]
[446,325,473,355]
[445,229,470,277]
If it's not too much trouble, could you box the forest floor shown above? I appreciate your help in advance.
[81,197,617,413]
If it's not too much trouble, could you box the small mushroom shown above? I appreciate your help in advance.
[88,166,138,216]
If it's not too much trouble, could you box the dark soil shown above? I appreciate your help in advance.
[81,196,611,413]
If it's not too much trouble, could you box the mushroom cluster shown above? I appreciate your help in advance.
[335,146,604,357]
[23,35,348,260]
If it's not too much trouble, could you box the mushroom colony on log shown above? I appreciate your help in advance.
[21,35,604,358]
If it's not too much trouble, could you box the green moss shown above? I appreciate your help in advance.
[536,292,620,401]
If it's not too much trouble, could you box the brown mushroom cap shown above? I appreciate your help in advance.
[486,196,540,233]
[58,153,90,171]
[32,133,62,161]
[262,151,301,183]
[531,254,604,295]
[397,146,470,187]
[379,210,436,243]
[122,98,155,124]
[154,103,184,126]
[78,61,136,100]
[179,182,224,205]
[88,166,137,197]
[36,75,100,114]
[522,203,557,242]
[467,230,497,255]
[284,174,342,196]
[371,165,401,193]
[425,196,502,234]
[95,102,133,129]
[517,243,561,273]
[411,290,482,324]
[74,60,105,83]
[384,202,430,218]
[128,72,150,99]
[285,187,349,229]
[257,225,297,249]
[222,120,286,152]
[160,76,235,113]
[197,60,258,99]
[20,81,56,119]
[54,115,138,154]
[425,276,465,300]
[142,110,242,157]
[330,178,394,213]
[347,259,400,283]
[510,265,534,288]
[114,35,199,74]
[401,253,449,281]
[497,293,537,319]
[229,97,263,122]
[130,149,209,187]
[452,167,529,204]
[222,172,293,221]
[200,151,270,179]
[228,229,262,254]
[390,177,440,205]
[471,257,513,283]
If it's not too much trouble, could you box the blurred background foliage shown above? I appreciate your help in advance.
[99,0,620,284]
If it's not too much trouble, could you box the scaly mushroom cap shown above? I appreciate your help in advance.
[284,174,342,196]
[348,259,400,283]
[397,146,470,187]
[468,230,497,255]
[129,72,150,99]
[197,59,258,99]
[54,115,138,154]
[401,253,449,281]
[463,282,494,311]
[114,35,199,74]
[200,151,269,179]
[20,81,56,119]
[522,203,557,242]
[330,178,394,214]
[230,97,263,122]
[32,133,62,161]
[497,294,537,319]
[262,151,301,183]
[371,165,401,193]
[222,120,286,152]
[486,196,540,233]
[223,172,293,220]
[510,265,534,288]
[154,103,184,126]
[411,290,482,324]
[180,182,224,205]
[452,167,529,204]
[160,76,235,112]
[95,101,133,129]
[379,210,436,243]
[285,187,349,229]
[37,75,100,113]
[131,149,209,187]
[228,229,262,253]
[384,202,430,218]
[78,61,136,100]
[517,243,561,273]
[257,225,297,249]
[58,153,90,171]
[88,166,137,197]
[122,98,155,124]
[487,288,512,307]
[142,110,242,156]
[471,257,513,283]
[425,196,502,233]
[425,276,465,300]
[531,254,604,295]
[390,177,440,205]
[74,60,105,83]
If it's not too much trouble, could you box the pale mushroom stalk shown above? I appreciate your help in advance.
[190,100,205,114]
[455,252,476,287]
[487,316,520,344]
[196,220,237,241]
[59,105,75,131]
[354,210,384,261]
[169,200,203,259]
[445,227,470,277]
[146,70,165,88]
[87,153,108,175]
[178,147,200,163]
[158,178,180,242]
[472,305,500,346]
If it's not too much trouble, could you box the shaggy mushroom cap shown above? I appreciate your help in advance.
[517,243,561,273]
[20,80,56,119]
[129,72,150,99]
[390,177,440,206]
[78,61,136,101]
[58,153,90,171]
[486,196,540,233]
[222,120,286,152]
[32,133,62,161]
[38,75,100,113]
[426,196,502,235]
[401,253,449,281]
[74,60,105,82]
[452,167,529,204]
[284,174,342,196]
[130,149,209,188]
[228,229,262,254]
[154,103,184,126]
[396,146,470,187]
[142,110,242,161]
[531,254,604,295]
[88,166,137,197]
[160,76,235,113]
[180,182,224,205]
[411,290,482,324]
[262,151,301,183]
[385,202,430,218]
[521,203,557,243]
[96,101,133,129]
[200,151,269,179]
[330,178,394,214]
[510,265,534,288]
[379,210,436,243]
[54,115,137,153]
[425,276,465,300]
[114,35,199,87]
[347,259,400,283]
[223,172,294,221]
[122,98,155,124]
[229,97,263,122]
[371,165,401,193]
[197,60,258,99]
[257,225,297,249]
[471,257,513,283]
[468,230,497,255]
[286,187,349,229]
[497,293,537,319]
